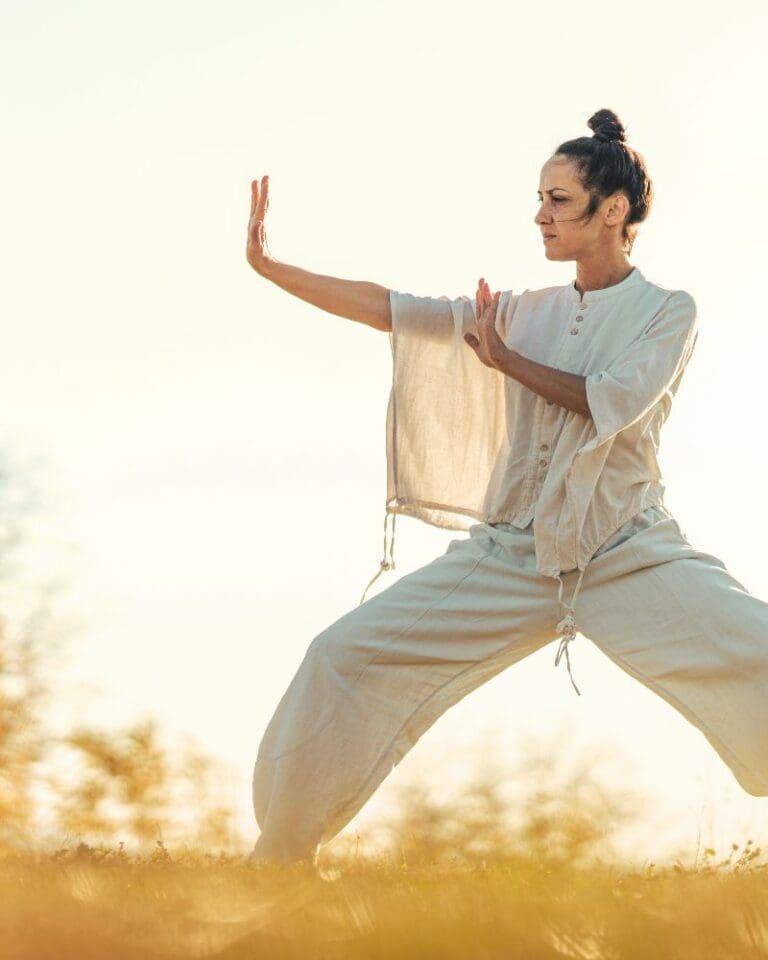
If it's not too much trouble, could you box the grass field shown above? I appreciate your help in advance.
[2,839,768,959]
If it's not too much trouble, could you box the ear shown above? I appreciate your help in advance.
[603,192,630,227]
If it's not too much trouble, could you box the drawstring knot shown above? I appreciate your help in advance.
[360,509,591,699]
[554,565,588,697]
[554,619,579,697]
[360,511,397,605]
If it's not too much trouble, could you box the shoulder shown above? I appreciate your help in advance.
[639,284,698,348]
[656,288,698,334]
[639,275,697,316]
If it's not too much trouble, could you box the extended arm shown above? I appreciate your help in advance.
[246,175,391,332]
[260,260,392,333]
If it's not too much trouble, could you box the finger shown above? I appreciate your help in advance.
[250,179,259,218]
[253,175,269,221]
[464,333,479,349]
[480,290,501,325]
[483,283,491,313]
[489,291,501,325]
[477,285,485,314]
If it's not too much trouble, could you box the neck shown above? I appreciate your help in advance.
[574,255,633,296]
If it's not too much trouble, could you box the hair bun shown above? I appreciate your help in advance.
[588,108,627,144]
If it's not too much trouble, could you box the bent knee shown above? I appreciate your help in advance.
[308,603,387,669]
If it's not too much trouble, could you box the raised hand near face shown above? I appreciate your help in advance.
[464,278,508,370]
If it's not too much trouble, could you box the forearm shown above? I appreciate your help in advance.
[496,349,591,418]
[260,259,392,332]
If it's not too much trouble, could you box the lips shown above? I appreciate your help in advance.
[543,234,557,240]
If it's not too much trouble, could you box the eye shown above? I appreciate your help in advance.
[536,196,565,203]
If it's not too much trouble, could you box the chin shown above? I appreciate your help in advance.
[544,248,574,262]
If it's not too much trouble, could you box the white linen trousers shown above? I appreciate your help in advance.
[251,503,768,864]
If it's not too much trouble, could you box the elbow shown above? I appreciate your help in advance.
[378,291,393,333]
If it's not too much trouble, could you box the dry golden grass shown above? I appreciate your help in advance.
[2,839,768,959]
[3,737,767,958]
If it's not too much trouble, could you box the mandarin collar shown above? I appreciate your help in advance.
[566,265,645,305]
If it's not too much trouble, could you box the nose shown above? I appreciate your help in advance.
[534,201,552,228]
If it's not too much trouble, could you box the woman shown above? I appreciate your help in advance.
[245,108,768,866]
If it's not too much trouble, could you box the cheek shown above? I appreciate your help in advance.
[557,218,584,241]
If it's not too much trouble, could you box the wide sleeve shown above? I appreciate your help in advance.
[584,290,698,446]
[388,289,477,343]
[384,288,515,531]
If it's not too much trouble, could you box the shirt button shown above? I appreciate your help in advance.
[540,443,549,451]
[546,399,554,405]
[539,458,548,467]
[575,315,583,322]
[570,327,579,335]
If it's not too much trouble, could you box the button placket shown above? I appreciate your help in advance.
[570,300,587,336]
[553,304,577,366]
[520,399,546,510]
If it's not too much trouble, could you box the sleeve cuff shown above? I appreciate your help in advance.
[584,370,623,446]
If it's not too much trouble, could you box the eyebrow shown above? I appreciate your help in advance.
[537,187,571,196]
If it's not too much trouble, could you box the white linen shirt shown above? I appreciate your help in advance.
[363,265,699,692]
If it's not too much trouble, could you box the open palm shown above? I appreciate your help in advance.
[465,277,507,369]
[246,175,275,274]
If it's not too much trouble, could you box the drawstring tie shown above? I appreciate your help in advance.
[554,564,588,697]
[359,511,587,697]
[360,510,397,605]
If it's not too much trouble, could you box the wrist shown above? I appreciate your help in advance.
[493,345,514,374]
[256,256,280,280]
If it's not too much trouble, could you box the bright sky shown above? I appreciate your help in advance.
[2,0,768,861]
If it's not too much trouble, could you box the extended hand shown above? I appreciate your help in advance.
[246,175,276,275]
[464,278,508,370]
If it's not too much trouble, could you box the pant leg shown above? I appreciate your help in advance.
[251,522,560,864]
[576,511,768,798]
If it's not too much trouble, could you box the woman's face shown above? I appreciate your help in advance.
[534,155,626,261]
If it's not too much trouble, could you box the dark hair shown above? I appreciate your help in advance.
[553,108,653,255]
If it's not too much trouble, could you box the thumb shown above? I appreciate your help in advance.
[464,333,479,349]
